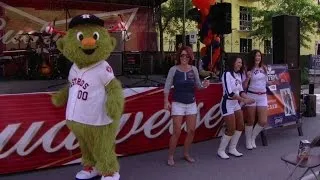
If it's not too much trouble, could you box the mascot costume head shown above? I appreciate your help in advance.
[51,14,124,180]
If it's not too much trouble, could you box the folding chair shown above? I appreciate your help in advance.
[282,136,320,180]
[281,153,320,180]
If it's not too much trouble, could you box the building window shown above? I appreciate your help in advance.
[317,42,320,55]
[239,6,252,31]
[264,40,272,54]
[240,38,252,53]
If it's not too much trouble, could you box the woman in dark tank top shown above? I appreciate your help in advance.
[164,46,209,166]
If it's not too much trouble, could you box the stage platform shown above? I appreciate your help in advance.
[0,75,168,94]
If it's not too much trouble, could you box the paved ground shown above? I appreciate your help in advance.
[2,116,320,180]
[2,117,320,180]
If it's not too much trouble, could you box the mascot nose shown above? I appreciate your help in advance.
[81,37,96,47]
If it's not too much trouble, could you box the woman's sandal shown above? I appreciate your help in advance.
[167,158,175,166]
[183,155,195,163]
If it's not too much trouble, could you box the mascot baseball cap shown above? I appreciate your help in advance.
[69,14,104,29]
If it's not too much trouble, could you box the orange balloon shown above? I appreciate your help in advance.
[192,0,200,7]
[214,36,220,43]
[200,8,209,17]
[200,47,207,56]
[210,48,221,71]
[209,0,216,5]
[203,36,212,46]
[200,15,207,24]
[207,30,213,39]
[192,0,210,10]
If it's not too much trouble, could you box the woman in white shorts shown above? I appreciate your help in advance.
[242,49,269,150]
[164,46,209,166]
[217,55,255,159]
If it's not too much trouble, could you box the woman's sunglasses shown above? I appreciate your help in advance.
[180,54,189,58]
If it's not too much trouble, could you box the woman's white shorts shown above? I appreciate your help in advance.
[246,92,268,107]
[220,98,241,117]
[171,102,197,116]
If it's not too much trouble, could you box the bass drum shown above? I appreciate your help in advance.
[27,53,43,80]
[56,54,73,79]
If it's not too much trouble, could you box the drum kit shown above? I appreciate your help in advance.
[1,31,72,80]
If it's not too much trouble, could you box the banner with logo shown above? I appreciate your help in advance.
[308,55,320,81]
[266,64,299,127]
[308,55,320,70]
[0,84,224,175]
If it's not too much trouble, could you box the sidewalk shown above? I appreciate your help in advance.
[301,84,320,94]
[1,115,319,180]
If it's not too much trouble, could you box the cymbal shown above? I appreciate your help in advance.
[16,33,32,36]
[31,32,51,36]
[17,32,51,37]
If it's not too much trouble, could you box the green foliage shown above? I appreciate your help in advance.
[301,67,309,85]
[251,0,320,48]
[300,56,310,85]
[160,0,194,36]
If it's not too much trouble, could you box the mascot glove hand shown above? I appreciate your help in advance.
[106,109,119,121]
[51,93,67,107]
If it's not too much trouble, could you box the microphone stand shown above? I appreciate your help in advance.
[119,7,163,87]
[116,14,138,89]
[47,13,70,90]
[118,14,130,47]
[118,14,131,78]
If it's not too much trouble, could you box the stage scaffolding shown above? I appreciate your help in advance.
[0,0,168,84]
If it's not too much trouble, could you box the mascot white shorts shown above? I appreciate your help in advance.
[246,91,268,107]
[220,97,241,117]
[171,102,197,116]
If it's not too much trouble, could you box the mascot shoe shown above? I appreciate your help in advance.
[75,167,99,180]
[101,172,120,180]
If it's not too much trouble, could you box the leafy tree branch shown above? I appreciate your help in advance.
[250,0,320,48]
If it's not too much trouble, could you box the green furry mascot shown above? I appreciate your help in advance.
[51,14,124,180]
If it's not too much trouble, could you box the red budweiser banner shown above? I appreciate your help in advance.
[0,84,224,175]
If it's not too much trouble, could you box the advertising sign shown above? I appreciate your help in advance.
[266,64,299,127]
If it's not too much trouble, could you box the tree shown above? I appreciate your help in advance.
[250,0,320,48]
[160,0,193,36]
[156,0,195,54]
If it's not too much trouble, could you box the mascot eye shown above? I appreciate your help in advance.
[93,32,100,40]
[77,32,84,41]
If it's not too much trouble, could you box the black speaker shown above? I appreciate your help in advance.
[107,52,122,76]
[272,15,300,69]
[208,3,232,34]
[175,35,191,50]
[303,94,317,117]
[123,52,142,74]
[141,52,154,74]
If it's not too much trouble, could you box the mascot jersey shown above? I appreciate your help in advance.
[66,60,114,125]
